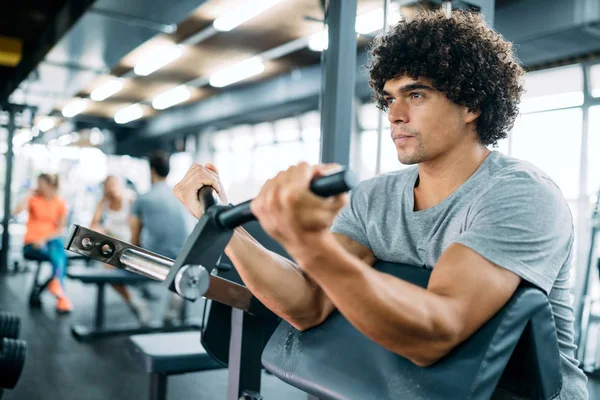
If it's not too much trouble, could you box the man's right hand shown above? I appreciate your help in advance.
[173,163,228,219]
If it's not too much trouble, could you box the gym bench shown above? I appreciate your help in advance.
[128,331,222,400]
[67,267,201,342]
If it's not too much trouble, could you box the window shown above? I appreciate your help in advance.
[589,64,600,98]
[511,108,582,200]
[587,106,600,196]
[520,65,583,113]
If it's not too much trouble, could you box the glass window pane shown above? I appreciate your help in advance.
[274,118,301,142]
[520,65,583,113]
[254,122,274,145]
[511,108,582,200]
[211,130,231,152]
[589,64,600,98]
[230,125,254,152]
[167,152,193,188]
[587,105,600,195]
[359,103,381,130]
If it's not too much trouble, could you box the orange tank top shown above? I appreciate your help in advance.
[24,195,67,244]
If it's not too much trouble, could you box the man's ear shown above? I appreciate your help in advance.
[465,107,481,124]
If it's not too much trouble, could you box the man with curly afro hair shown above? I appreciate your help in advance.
[174,8,588,399]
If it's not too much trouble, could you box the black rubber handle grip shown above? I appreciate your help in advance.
[197,185,221,213]
[217,168,357,229]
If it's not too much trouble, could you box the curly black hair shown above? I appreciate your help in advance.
[369,9,525,147]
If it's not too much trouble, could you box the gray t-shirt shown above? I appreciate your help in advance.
[331,151,588,399]
[132,181,191,259]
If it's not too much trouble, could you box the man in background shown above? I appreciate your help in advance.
[131,150,192,324]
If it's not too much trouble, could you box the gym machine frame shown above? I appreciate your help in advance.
[576,189,600,373]
[65,170,356,400]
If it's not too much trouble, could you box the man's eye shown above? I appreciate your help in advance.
[410,92,423,99]
[384,97,395,105]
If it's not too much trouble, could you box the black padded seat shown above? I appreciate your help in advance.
[128,331,222,400]
[262,262,562,400]
[67,267,150,284]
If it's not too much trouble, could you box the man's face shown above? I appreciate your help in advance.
[382,76,478,165]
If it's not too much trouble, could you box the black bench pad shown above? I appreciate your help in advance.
[128,332,222,374]
[262,262,562,400]
[67,267,151,284]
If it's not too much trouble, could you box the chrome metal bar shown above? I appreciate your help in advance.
[65,225,270,315]
[119,248,172,281]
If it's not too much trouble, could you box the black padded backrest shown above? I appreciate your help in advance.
[200,221,286,366]
[262,262,562,400]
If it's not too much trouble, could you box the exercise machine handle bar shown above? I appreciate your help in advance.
[197,168,358,229]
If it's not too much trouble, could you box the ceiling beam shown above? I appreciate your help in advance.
[0,0,96,106]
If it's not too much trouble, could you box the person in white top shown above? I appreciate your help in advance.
[91,175,151,324]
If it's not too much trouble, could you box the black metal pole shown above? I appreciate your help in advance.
[226,309,263,400]
[319,0,358,166]
[0,107,15,273]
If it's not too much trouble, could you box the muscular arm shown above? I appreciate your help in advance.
[296,236,521,367]
[225,231,375,330]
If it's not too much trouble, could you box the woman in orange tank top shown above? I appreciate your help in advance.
[12,174,72,313]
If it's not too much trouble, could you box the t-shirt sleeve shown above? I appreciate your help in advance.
[330,182,371,249]
[454,173,573,295]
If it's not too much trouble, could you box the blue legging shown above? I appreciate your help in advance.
[23,238,67,285]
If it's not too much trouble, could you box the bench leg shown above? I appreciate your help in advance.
[227,309,262,400]
[94,283,105,330]
[28,262,44,306]
[149,373,167,400]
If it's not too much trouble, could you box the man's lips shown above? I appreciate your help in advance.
[393,135,414,141]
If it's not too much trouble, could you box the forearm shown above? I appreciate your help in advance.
[225,228,330,329]
[298,234,458,366]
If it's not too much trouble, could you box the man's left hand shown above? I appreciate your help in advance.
[250,162,348,261]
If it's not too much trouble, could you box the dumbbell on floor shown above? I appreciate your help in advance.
[0,337,27,389]
[0,312,20,339]
[0,311,27,391]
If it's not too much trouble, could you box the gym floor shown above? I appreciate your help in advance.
[0,264,306,400]
[1,265,600,400]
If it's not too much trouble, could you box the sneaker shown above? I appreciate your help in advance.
[130,298,152,326]
[56,297,73,314]
[47,278,64,298]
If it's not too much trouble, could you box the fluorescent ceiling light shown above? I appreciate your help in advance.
[57,133,76,146]
[152,86,191,110]
[12,129,33,147]
[209,57,265,88]
[114,104,144,124]
[213,0,284,32]
[62,99,87,118]
[91,79,124,101]
[89,128,105,145]
[308,30,328,52]
[38,117,55,132]
[134,46,182,76]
